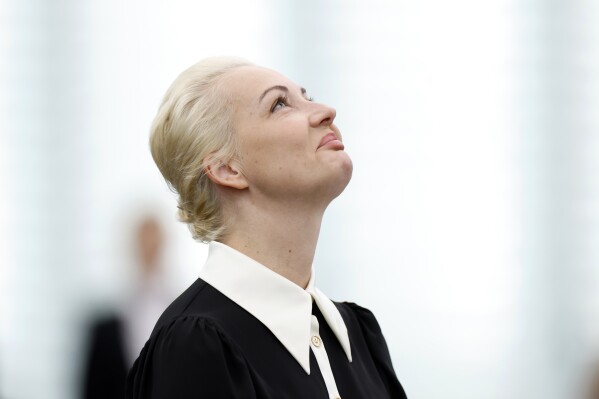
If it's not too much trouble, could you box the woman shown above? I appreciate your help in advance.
[126,57,407,399]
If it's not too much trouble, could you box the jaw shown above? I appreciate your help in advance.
[236,149,353,211]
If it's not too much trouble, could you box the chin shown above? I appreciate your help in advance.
[325,154,353,200]
[339,153,353,178]
[334,151,353,178]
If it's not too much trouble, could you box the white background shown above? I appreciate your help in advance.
[1,1,599,398]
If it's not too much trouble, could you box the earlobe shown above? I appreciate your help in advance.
[203,155,248,190]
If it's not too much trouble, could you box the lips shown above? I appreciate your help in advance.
[318,133,344,150]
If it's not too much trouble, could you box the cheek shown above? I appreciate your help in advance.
[240,133,311,176]
[243,144,310,182]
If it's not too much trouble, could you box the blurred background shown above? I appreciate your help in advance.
[1,0,599,398]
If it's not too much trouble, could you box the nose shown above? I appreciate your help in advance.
[309,102,336,128]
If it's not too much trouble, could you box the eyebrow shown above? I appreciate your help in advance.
[258,85,307,103]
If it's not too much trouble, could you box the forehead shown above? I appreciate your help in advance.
[220,65,299,104]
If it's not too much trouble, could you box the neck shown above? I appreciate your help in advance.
[220,198,325,289]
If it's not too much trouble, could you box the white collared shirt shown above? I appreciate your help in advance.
[199,241,352,399]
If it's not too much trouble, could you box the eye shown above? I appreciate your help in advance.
[271,95,288,113]
[301,87,313,102]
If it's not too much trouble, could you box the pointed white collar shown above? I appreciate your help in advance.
[198,241,352,374]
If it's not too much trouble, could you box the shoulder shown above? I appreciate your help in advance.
[334,302,408,398]
[126,279,258,398]
[127,314,254,399]
[334,301,393,364]
[334,301,385,336]
[149,277,242,338]
[334,301,377,319]
[148,278,210,336]
[148,314,239,355]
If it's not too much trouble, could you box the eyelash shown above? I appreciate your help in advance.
[270,94,314,113]
[271,95,289,112]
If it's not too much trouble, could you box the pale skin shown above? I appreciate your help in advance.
[204,65,353,289]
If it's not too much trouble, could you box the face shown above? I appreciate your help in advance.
[136,217,162,273]
[221,65,353,206]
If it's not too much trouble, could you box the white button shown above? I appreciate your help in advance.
[311,335,322,347]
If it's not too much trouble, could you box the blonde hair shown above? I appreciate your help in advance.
[149,56,252,242]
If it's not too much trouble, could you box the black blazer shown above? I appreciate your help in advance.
[126,278,407,398]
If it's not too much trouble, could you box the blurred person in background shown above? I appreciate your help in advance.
[82,215,172,399]
[588,362,599,399]
[126,57,407,398]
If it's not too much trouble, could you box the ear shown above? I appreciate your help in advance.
[203,154,248,190]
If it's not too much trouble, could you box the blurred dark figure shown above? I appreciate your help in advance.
[82,315,127,399]
[81,216,171,399]
[589,363,599,399]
